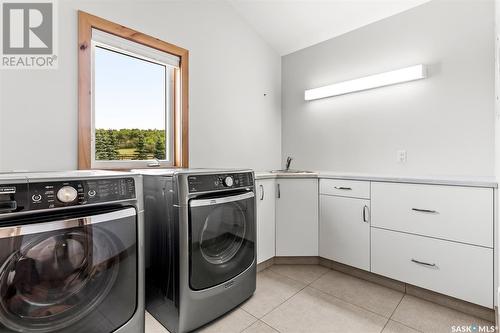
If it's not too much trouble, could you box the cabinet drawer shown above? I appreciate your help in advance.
[371,228,493,308]
[320,179,370,199]
[371,182,493,247]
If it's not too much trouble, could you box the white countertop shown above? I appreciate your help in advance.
[254,171,498,188]
[254,171,318,179]
[0,170,134,181]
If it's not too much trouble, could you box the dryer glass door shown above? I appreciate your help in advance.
[0,207,137,333]
[189,192,255,290]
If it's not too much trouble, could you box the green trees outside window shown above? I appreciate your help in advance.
[95,128,166,160]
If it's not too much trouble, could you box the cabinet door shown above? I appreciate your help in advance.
[256,179,276,264]
[320,195,370,270]
[276,178,318,256]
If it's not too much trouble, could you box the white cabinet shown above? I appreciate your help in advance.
[256,179,276,264]
[255,173,495,308]
[320,195,370,270]
[371,228,493,308]
[371,182,493,247]
[370,181,495,308]
[276,178,318,256]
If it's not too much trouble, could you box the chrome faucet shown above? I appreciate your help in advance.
[285,156,293,171]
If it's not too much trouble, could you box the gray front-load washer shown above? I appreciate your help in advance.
[0,170,145,333]
[138,169,256,333]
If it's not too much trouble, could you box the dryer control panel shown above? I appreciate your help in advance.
[188,172,253,193]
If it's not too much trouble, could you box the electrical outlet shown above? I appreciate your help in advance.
[397,150,407,163]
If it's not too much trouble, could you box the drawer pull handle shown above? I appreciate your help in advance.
[411,258,437,267]
[412,208,438,214]
[334,186,352,190]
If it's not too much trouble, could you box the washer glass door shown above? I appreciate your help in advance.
[0,207,137,333]
[189,192,255,290]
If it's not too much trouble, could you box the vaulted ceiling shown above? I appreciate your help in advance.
[227,0,432,55]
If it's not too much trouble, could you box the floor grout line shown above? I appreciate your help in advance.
[238,307,251,315]
[378,294,406,333]
[378,317,391,333]
[388,318,426,333]
[236,315,258,333]
[250,265,329,330]
[258,270,311,318]
[238,307,273,333]
[240,267,305,322]
[388,295,476,333]
[306,283,394,320]
[239,306,259,320]
[308,266,333,285]
[268,264,399,321]
[259,320,283,333]
[267,264,331,286]
[389,293,405,319]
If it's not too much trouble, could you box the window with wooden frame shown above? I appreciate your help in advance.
[78,11,188,169]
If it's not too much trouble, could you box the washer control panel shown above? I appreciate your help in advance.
[188,172,253,193]
[27,177,136,210]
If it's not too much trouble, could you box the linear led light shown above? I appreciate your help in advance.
[304,64,427,101]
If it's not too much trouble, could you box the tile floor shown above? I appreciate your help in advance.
[145,264,495,333]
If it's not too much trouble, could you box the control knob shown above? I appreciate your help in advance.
[223,176,234,187]
[57,186,78,203]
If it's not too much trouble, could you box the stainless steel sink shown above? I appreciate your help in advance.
[270,170,315,174]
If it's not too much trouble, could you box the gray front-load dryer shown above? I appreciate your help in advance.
[139,169,256,333]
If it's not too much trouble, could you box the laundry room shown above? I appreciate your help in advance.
[0,0,499,332]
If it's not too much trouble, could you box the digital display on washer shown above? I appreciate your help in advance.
[28,178,136,210]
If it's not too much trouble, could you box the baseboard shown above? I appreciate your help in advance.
[260,256,495,323]
[405,284,495,323]
[274,256,320,265]
[256,258,274,272]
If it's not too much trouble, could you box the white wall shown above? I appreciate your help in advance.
[496,0,500,176]
[0,0,281,172]
[494,0,500,313]
[282,0,494,177]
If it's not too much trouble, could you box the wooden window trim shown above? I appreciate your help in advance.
[78,11,189,169]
